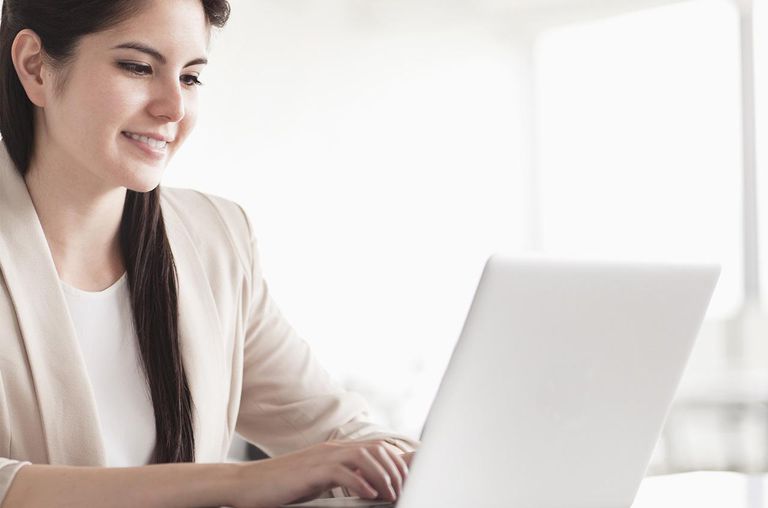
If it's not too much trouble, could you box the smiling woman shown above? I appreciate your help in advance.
[0,0,417,507]
[17,1,207,194]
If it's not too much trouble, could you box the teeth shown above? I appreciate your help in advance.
[124,132,167,150]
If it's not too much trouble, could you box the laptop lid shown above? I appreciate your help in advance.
[396,255,719,508]
[284,255,719,508]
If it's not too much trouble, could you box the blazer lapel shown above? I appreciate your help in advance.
[0,144,105,465]
[161,199,229,462]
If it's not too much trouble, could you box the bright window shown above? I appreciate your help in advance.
[533,0,742,320]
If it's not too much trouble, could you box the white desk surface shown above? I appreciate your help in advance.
[284,471,767,507]
[633,471,767,507]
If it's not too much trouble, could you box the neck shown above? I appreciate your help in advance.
[24,147,127,291]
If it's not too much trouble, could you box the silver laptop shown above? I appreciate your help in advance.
[285,255,720,508]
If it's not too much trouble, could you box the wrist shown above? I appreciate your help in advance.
[219,462,246,507]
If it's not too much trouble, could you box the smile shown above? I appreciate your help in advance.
[122,131,168,150]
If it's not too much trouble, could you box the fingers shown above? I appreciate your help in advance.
[374,445,408,497]
[361,441,413,496]
[339,447,397,501]
[366,445,405,499]
[380,443,410,482]
[329,464,379,500]
[313,439,414,502]
[238,441,416,508]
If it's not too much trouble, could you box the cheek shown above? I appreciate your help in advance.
[66,80,146,137]
[176,99,199,146]
[97,83,145,122]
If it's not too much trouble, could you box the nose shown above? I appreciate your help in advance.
[148,77,185,122]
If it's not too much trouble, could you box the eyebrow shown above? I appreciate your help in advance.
[111,42,208,67]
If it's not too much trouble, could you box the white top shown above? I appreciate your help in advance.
[60,273,156,467]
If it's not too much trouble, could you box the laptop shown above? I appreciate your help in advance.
[285,255,720,508]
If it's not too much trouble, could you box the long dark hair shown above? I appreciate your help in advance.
[0,0,230,464]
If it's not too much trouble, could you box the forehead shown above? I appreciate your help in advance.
[86,0,210,60]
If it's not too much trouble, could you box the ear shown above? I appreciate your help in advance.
[11,29,49,108]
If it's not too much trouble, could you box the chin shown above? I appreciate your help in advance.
[131,183,162,194]
[118,167,165,194]
[124,177,163,194]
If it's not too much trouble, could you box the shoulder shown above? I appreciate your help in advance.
[159,186,249,234]
[159,186,254,277]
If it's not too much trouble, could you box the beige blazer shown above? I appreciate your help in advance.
[0,143,416,502]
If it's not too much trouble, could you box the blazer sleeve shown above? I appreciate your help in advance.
[233,208,419,458]
[0,459,29,506]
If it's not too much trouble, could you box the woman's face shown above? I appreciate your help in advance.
[36,0,209,193]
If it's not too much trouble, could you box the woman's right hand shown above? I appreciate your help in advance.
[229,439,410,508]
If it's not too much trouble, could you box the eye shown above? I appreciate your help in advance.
[117,61,152,76]
[180,74,203,87]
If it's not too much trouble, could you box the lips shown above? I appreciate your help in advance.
[122,131,169,150]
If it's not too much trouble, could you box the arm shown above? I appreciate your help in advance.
[3,441,407,508]
[2,462,240,508]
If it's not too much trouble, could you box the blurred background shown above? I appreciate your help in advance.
[164,0,768,473]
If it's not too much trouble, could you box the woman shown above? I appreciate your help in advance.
[0,0,417,506]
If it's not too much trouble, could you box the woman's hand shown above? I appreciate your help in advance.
[229,439,411,508]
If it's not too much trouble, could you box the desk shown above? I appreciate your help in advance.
[633,472,766,507]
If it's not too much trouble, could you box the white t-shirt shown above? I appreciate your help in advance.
[60,273,156,467]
